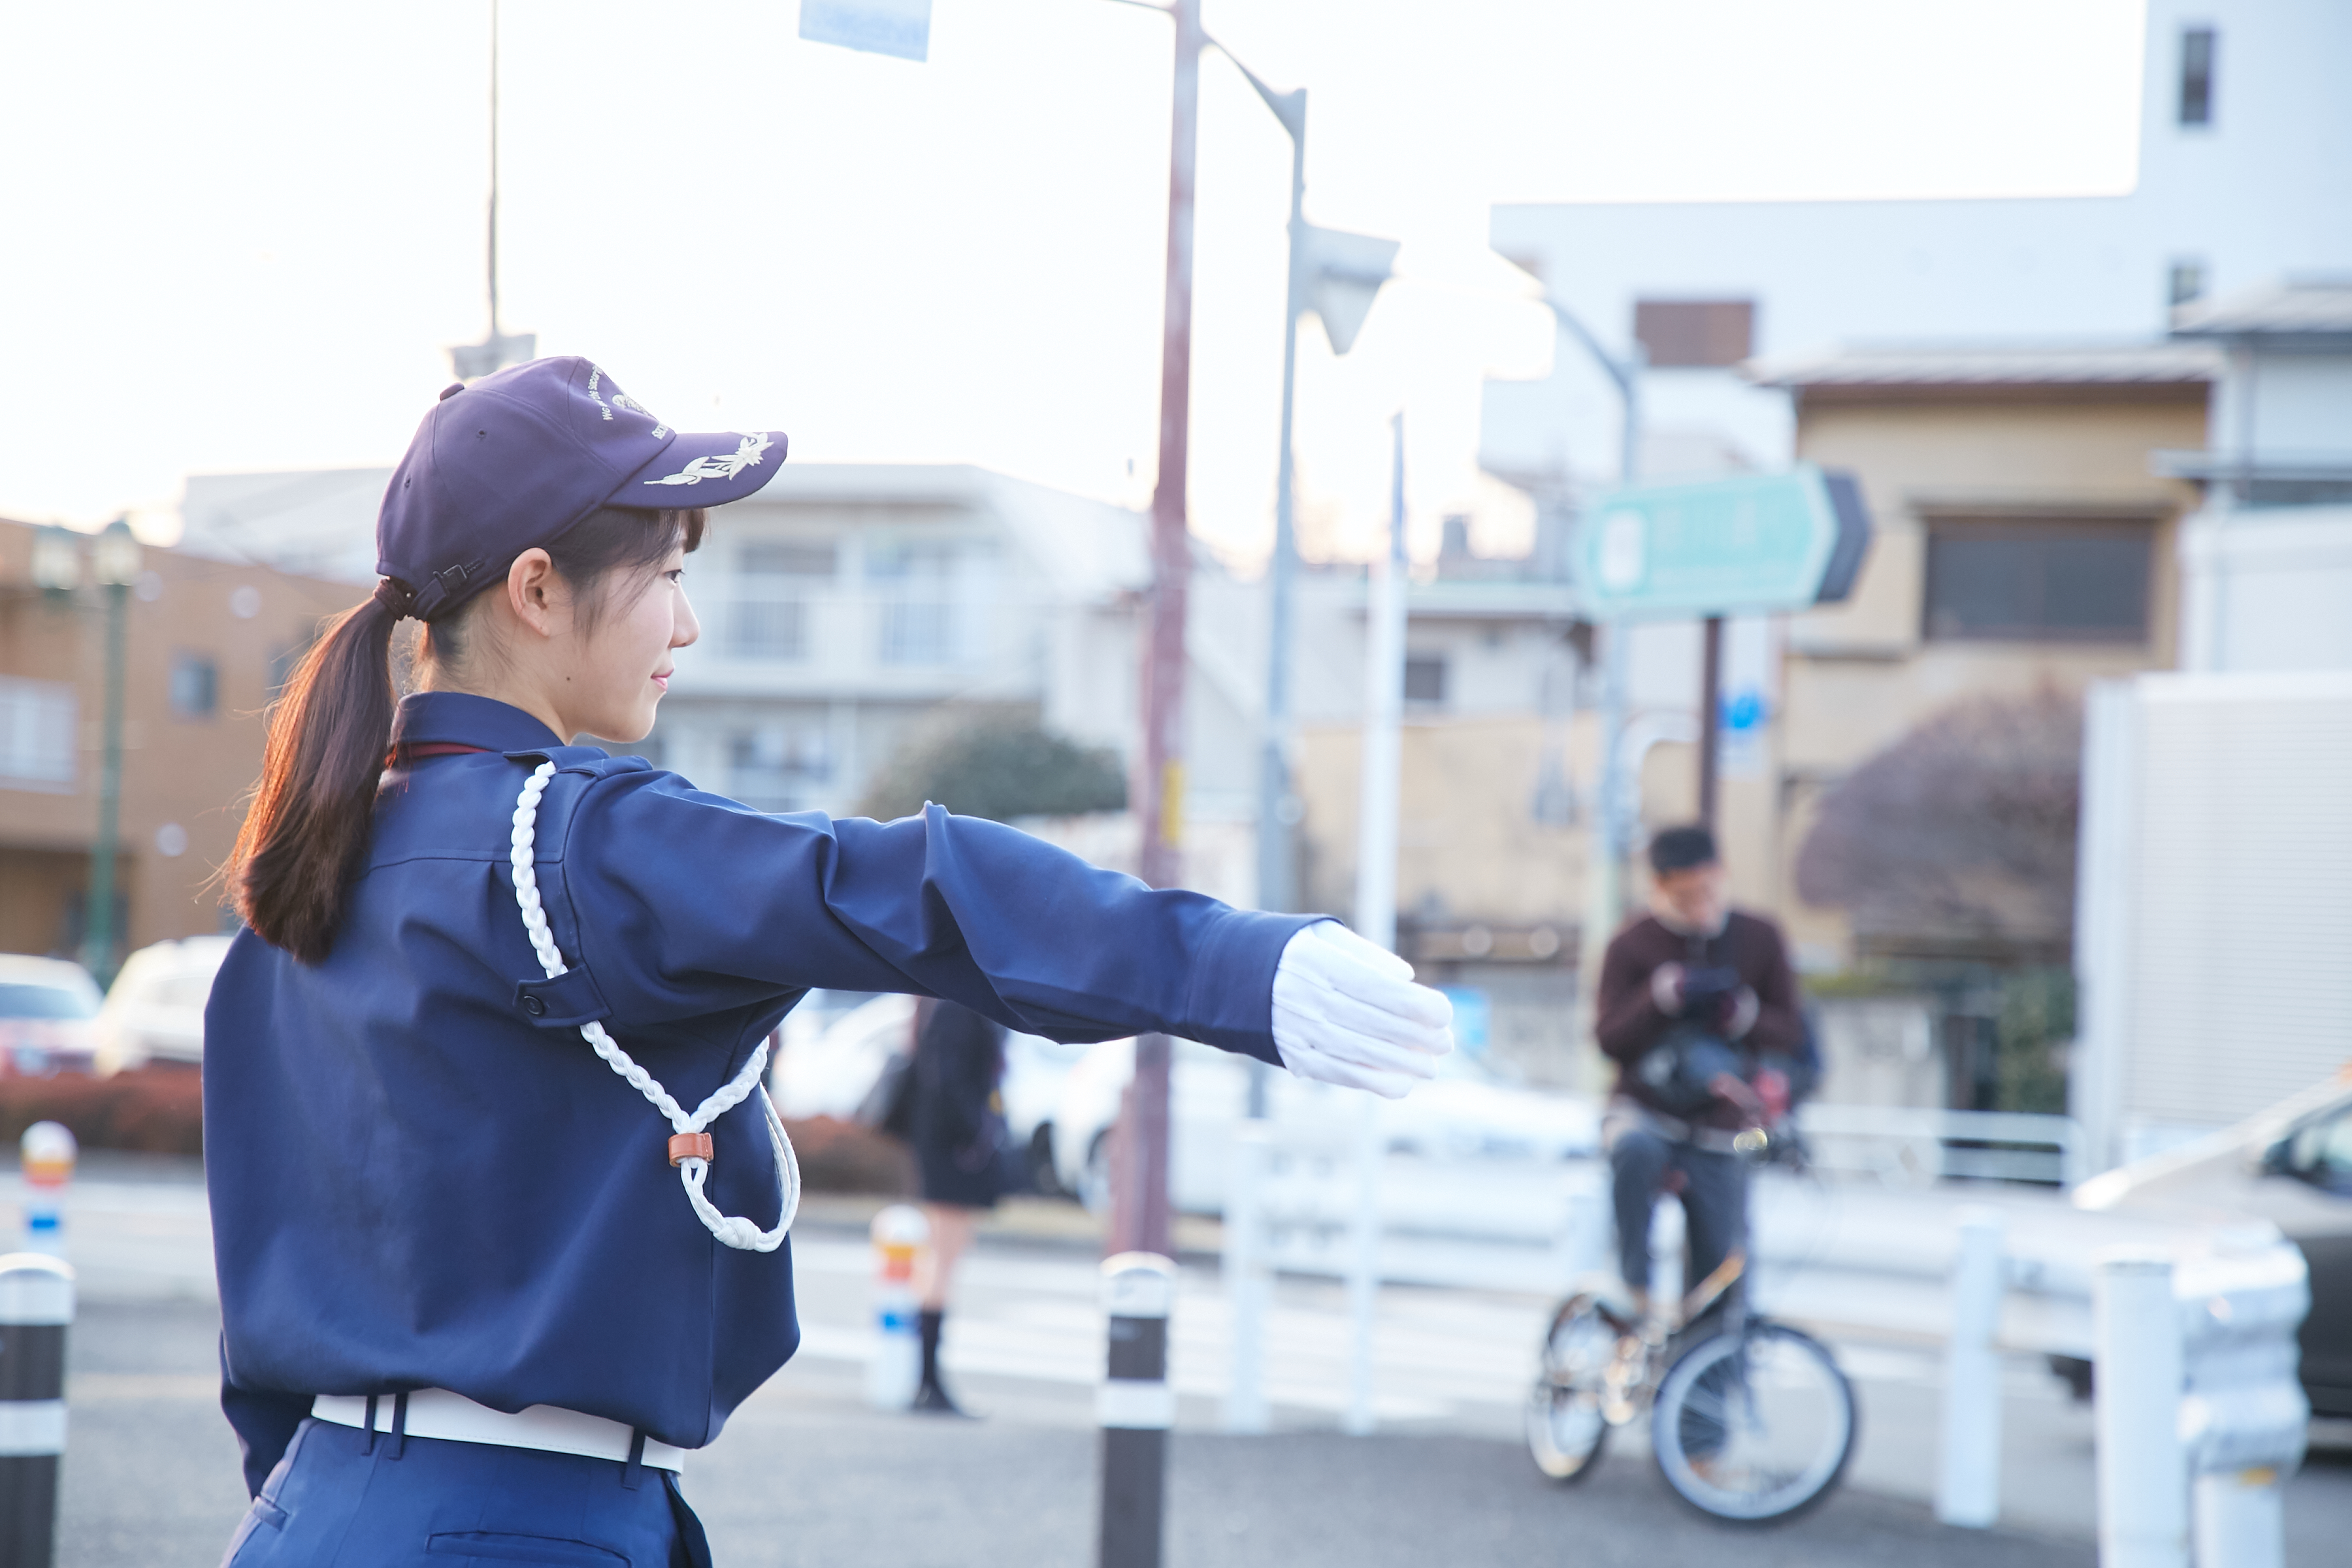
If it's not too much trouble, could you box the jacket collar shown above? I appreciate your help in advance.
[390,691,566,755]
[1646,898,1730,941]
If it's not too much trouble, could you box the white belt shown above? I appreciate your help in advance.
[310,1390,686,1473]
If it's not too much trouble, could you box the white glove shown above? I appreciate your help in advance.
[1270,921,1454,1099]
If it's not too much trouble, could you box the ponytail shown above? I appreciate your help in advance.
[228,592,401,963]
[227,504,706,964]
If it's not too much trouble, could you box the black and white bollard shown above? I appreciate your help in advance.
[1098,1252,1175,1568]
[17,1126,73,1258]
[0,1254,72,1568]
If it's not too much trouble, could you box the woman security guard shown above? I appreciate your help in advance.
[206,357,1452,1567]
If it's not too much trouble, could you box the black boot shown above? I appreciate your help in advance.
[912,1309,973,1417]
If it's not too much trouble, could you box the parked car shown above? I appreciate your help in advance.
[93,936,233,1075]
[770,992,1093,1186]
[0,955,104,1077]
[1049,1036,1602,1215]
[2072,1072,2352,1416]
[771,992,917,1122]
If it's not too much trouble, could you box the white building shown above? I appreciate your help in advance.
[2068,279,2352,1163]
[657,464,1579,868]
[1480,0,2352,495]
[649,465,1145,813]
[2164,278,2352,672]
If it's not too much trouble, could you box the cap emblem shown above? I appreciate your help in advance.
[644,431,774,487]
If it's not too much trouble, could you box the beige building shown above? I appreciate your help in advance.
[0,518,353,968]
[1284,558,1590,1086]
[1731,344,2217,969]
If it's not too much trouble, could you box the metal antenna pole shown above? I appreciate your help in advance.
[1111,0,1201,1266]
[488,0,501,340]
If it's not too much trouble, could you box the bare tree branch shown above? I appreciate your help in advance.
[1795,688,2081,953]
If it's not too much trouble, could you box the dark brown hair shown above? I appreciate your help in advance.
[229,506,704,962]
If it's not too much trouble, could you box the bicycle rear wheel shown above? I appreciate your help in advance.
[1650,1321,1855,1522]
[1525,1293,1618,1482]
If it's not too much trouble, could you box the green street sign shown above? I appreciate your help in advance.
[1576,463,1872,621]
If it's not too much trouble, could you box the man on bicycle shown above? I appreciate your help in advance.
[1595,825,1803,1326]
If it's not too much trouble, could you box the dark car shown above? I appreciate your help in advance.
[2071,1074,2352,1416]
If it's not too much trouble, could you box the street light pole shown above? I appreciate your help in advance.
[1541,298,1641,1028]
[1243,74,1307,926]
[1222,52,1392,939]
[82,520,140,987]
[1111,0,1203,1265]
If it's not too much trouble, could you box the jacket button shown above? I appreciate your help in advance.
[522,994,546,1017]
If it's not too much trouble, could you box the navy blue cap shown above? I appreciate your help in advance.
[374,356,788,621]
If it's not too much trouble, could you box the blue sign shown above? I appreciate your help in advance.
[1439,987,1491,1056]
[799,0,932,62]
[1577,464,1872,621]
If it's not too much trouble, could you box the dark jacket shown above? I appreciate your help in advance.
[911,1000,1011,1206]
[204,692,1313,1495]
[1594,909,1802,1130]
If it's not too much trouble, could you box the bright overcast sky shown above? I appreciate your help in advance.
[0,0,2146,564]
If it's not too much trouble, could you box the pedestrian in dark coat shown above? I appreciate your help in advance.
[906,1000,1011,1413]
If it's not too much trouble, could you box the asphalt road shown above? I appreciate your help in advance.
[30,1173,2352,1566]
[64,1297,2101,1568]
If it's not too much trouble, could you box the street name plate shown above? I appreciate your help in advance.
[1576,464,1870,621]
[799,0,932,61]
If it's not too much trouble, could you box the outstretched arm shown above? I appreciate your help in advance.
[570,777,1448,1091]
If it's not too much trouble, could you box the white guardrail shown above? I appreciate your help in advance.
[1219,1107,2310,1567]
[1795,1105,2084,1188]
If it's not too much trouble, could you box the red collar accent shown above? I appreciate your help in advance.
[388,742,495,764]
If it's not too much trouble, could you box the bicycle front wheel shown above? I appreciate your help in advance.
[1525,1293,1617,1482]
[1650,1321,1855,1522]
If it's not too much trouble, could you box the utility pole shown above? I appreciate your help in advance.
[1109,0,1202,1264]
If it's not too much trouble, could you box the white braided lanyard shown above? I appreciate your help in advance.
[510,760,800,1251]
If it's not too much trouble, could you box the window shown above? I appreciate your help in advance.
[170,653,219,718]
[1403,654,1448,706]
[2168,259,2207,308]
[0,678,75,791]
[868,540,958,665]
[0,983,97,1021]
[742,542,838,577]
[1922,520,2153,643]
[1633,299,1756,368]
[727,539,836,662]
[2178,26,2215,127]
[267,637,312,696]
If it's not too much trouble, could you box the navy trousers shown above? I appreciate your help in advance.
[1607,1128,1747,1300]
[220,1418,711,1568]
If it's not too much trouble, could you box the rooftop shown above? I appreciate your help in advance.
[1745,341,2221,400]
[2170,277,2352,346]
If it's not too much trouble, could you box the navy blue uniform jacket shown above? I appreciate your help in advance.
[206,693,1310,1494]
